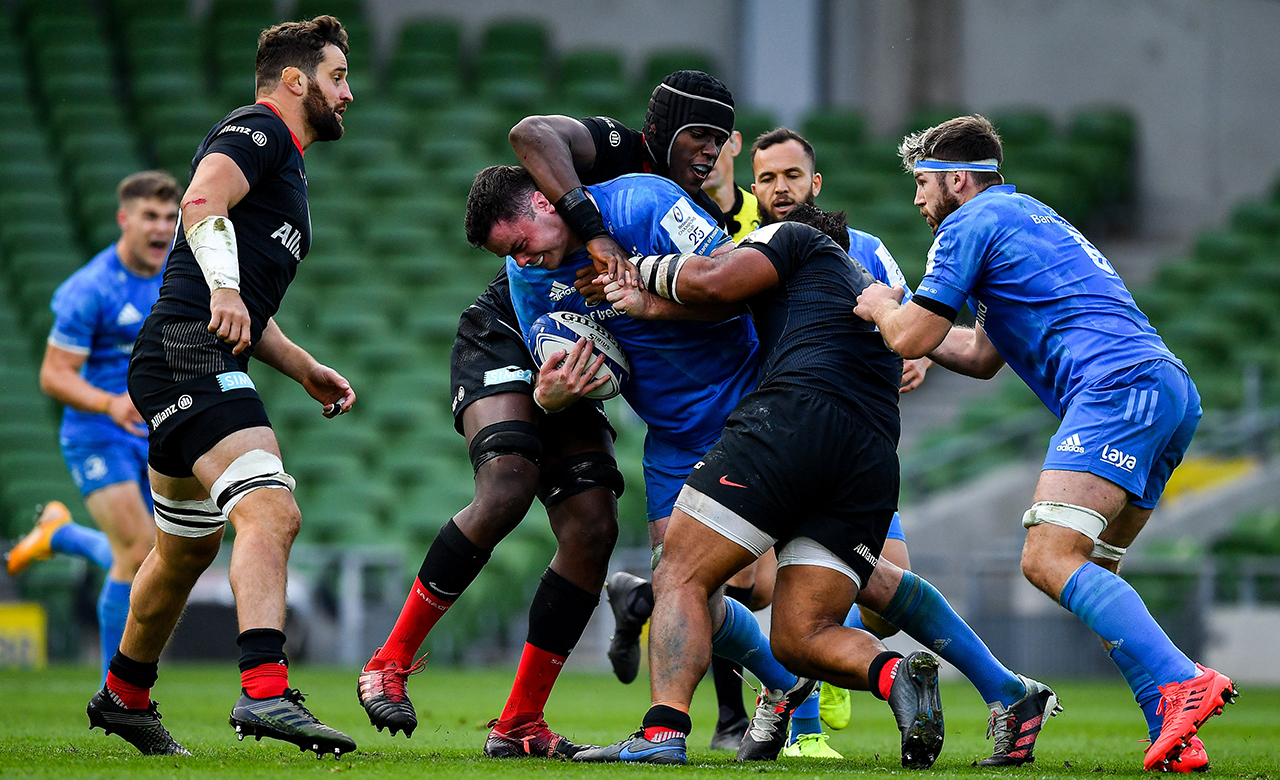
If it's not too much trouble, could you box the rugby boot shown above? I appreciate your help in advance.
[888,651,945,769]
[87,687,191,756]
[1144,665,1236,771]
[7,502,71,575]
[736,677,819,761]
[230,688,356,758]
[605,571,649,684]
[781,732,844,758]
[1161,736,1209,773]
[708,714,748,750]
[483,717,585,758]
[819,682,852,730]
[572,729,687,764]
[357,653,426,736]
[977,675,1062,766]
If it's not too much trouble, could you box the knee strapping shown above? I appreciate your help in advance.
[468,421,542,472]
[537,451,624,506]
[210,449,296,517]
[153,493,225,538]
[1022,501,1107,541]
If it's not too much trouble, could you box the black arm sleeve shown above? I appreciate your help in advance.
[908,295,960,322]
[739,222,814,284]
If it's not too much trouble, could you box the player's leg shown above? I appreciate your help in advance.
[575,506,760,765]
[83,474,156,683]
[90,462,219,757]
[770,541,943,770]
[361,393,541,735]
[485,408,620,758]
[709,559,758,750]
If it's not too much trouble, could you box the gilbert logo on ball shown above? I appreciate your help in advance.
[527,311,630,400]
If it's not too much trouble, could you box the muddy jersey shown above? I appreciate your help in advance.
[151,103,310,350]
[737,221,902,443]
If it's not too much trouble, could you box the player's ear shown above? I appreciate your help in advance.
[812,172,822,197]
[116,204,129,231]
[280,66,305,96]
[531,190,553,213]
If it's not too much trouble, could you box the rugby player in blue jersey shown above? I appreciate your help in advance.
[855,114,1235,772]
[13,172,179,685]
[356,73,737,759]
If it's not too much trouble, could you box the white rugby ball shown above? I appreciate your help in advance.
[526,311,630,400]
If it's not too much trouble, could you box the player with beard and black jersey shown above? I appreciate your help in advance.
[355,70,743,759]
[90,16,357,759]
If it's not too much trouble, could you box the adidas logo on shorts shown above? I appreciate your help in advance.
[1055,433,1085,453]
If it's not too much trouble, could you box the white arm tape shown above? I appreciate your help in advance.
[1092,539,1127,562]
[1021,501,1107,541]
[634,253,694,304]
[186,215,240,293]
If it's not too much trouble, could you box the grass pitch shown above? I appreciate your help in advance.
[0,664,1276,778]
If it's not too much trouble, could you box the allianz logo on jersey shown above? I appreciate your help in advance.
[853,543,879,567]
[549,281,575,302]
[1056,433,1086,453]
[270,222,303,261]
[1101,444,1137,471]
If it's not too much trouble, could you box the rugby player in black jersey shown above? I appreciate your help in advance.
[355,71,737,758]
[88,16,356,758]
[574,205,945,766]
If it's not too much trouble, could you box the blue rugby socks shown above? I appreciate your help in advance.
[97,578,131,686]
[881,570,1027,709]
[790,688,822,739]
[1060,562,1196,687]
[711,596,796,692]
[1108,643,1164,741]
[50,522,113,570]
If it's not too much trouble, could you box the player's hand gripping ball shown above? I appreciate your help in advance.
[527,311,630,400]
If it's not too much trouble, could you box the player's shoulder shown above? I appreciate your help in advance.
[593,172,682,198]
[846,226,886,255]
[207,104,290,151]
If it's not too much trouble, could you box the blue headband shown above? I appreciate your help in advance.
[913,157,1000,173]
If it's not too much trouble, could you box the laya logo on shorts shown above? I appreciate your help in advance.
[1056,433,1086,453]
[1101,444,1137,471]
[483,365,533,387]
[452,385,465,412]
[217,371,256,392]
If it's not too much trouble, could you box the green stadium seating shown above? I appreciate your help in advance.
[901,106,966,136]
[296,0,366,23]
[110,0,189,22]
[642,50,717,92]
[561,48,629,111]
[802,107,867,148]
[480,18,548,62]
[987,106,1055,147]
[1194,230,1253,268]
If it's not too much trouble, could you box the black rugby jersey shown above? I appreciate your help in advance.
[737,221,902,443]
[473,116,726,322]
[153,104,310,349]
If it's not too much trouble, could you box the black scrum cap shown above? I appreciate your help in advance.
[642,70,735,173]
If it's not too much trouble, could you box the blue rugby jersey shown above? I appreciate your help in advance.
[913,185,1180,417]
[507,174,761,452]
[48,244,163,443]
[847,226,913,302]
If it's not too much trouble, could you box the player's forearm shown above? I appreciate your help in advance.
[254,319,317,384]
[39,364,115,414]
[638,294,742,321]
[926,327,1005,379]
[509,116,585,202]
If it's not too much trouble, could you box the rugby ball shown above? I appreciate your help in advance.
[526,311,630,400]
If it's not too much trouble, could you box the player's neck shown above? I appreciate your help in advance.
[114,240,162,279]
[256,95,312,151]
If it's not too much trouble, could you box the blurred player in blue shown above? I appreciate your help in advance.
[856,114,1235,772]
[18,171,179,683]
